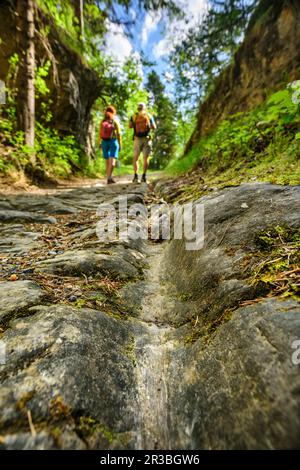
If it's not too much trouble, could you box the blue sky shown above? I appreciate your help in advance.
[106,0,208,94]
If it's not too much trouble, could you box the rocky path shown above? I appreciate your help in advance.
[0,180,300,449]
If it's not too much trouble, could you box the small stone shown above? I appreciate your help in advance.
[241,202,249,209]
[68,295,77,302]
[22,268,35,274]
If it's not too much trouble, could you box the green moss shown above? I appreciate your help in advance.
[204,309,233,336]
[15,391,35,413]
[76,416,117,445]
[184,329,202,345]
[76,416,98,437]
[184,308,233,345]
[123,334,137,367]
[50,395,71,422]
[178,292,194,302]
[50,426,62,447]
[74,298,87,308]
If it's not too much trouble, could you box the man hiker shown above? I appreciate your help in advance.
[98,105,122,184]
[129,102,156,183]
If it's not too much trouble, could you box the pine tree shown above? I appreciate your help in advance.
[146,70,178,169]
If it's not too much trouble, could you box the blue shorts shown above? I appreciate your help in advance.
[101,139,119,159]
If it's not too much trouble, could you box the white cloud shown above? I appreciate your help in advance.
[129,8,137,22]
[153,0,208,59]
[153,39,171,59]
[164,71,174,82]
[105,22,133,62]
[186,0,208,20]
[141,12,161,46]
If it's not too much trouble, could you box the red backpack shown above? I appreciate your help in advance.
[100,119,115,140]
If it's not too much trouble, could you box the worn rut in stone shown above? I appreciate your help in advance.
[133,245,176,450]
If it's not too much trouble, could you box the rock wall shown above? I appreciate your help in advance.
[0,0,101,156]
[186,0,300,153]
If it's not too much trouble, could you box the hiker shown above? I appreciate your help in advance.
[98,105,122,184]
[129,102,156,183]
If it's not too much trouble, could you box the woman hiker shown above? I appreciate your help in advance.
[98,105,122,184]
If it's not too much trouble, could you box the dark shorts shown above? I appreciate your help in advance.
[101,139,119,159]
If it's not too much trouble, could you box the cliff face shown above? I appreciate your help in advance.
[0,0,101,155]
[186,0,300,152]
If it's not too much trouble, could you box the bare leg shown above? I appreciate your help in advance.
[109,157,116,177]
[106,159,110,179]
[143,154,149,174]
[133,139,140,174]
[133,154,139,174]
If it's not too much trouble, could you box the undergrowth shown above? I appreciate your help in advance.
[0,54,102,180]
[166,82,300,186]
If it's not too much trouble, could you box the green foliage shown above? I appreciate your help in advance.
[167,83,300,185]
[0,116,82,178]
[35,123,81,177]
[4,53,19,125]
[170,0,259,105]
[1,1,186,181]
[175,111,197,159]
[146,70,178,168]
[35,61,51,97]
[1,51,83,178]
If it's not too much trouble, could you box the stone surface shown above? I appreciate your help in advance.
[166,298,300,449]
[0,210,56,224]
[163,183,300,326]
[0,186,146,215]
[37,247,141,280]
[0,224,42,254]
[0,280,46,324]
[0,432,57,450]
[0,305,137,449]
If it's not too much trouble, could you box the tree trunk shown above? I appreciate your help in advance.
[25,0,35,150]
[16,0,35,160]
[73,0,84,42]
[79,0,84,41]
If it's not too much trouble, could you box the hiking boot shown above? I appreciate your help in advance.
[141,173,147,183]
[107,177,116,184]
[132,174,139,183]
